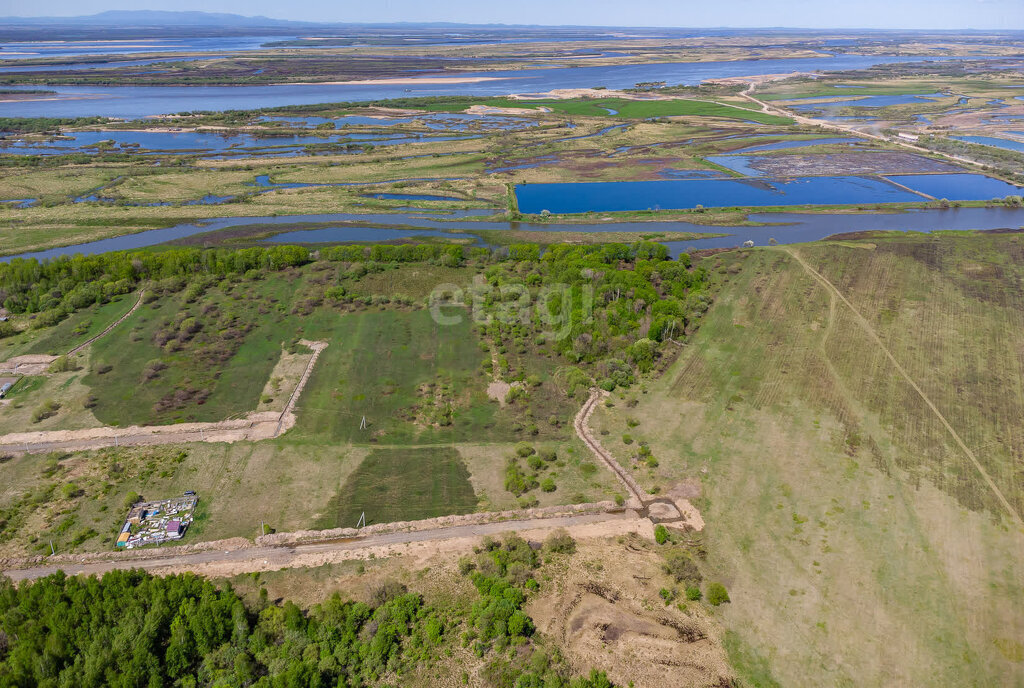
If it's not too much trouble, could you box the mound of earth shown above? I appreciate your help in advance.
[527,534,732,688]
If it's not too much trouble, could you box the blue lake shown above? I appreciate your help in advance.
[951,135,1024,154]
[515,176,926,213]
[0,55,974,118]
[887,173,1024,200]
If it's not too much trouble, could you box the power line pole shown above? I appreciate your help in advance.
[356,512,365,529]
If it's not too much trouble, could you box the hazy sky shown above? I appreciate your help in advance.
[2,0,1021,30]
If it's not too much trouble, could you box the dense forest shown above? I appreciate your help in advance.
[0,534,613,688]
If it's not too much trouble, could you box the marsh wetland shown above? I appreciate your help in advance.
[1,18,1024,688]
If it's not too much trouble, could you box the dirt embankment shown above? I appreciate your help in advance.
[575,388,648,504]
[1,504,644,581]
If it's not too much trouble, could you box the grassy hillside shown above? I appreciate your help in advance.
[615,233,1024,687]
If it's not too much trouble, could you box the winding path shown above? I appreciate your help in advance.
[67,290,145,357]
[574,388,646,504]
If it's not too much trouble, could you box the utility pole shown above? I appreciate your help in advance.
[49,540,55,555]
[356,512,365,529]
[360,416,367,430]
[260,520,264,536]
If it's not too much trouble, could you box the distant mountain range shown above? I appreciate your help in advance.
[0,10,319,27]
[0,10,1018,34]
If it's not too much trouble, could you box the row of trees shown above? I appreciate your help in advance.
[0,245,310,318]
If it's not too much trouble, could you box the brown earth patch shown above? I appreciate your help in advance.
[527,535,732,688]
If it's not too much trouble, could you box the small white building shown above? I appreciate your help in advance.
[897,132,919,142]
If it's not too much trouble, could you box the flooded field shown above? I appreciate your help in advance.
[0,129,479,157]
[259,113,539,131]
[705,151,962,177]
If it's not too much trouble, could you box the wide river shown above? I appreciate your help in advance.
[5,207,1023,263]
[0,55,967,118]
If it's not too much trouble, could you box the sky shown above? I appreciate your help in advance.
[1,0,1021,30]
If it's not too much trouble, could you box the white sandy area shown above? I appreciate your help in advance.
[509,87,659,101]
[280,76,516,86]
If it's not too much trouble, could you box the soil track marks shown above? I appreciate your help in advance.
[785,247,1024,528]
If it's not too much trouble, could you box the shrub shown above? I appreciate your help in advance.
[663,551,701,583]
[685,585,703,601]
[706,582,730,606]
[504,460,536,495]
[527,455,544,471]
[122,491,141,511]
[540,477,556,492]
[30,400,60,423]
[614,494,625,507]
[654,524,669,545]
[622,434,633,445]
[48,356,80,373]
[659,588,676,604]
[140,359,167,383]
[544,529,576,554]
[515,442,536,458]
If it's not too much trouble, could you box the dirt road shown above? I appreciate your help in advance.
[3,511,643,582]
[739,84,1010,181]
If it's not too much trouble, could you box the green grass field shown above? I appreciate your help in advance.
[469,97,793,124]
[85,274,302,425]
[293,308,549,444]
[616,234,1024,687]
[315,446,478,528]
